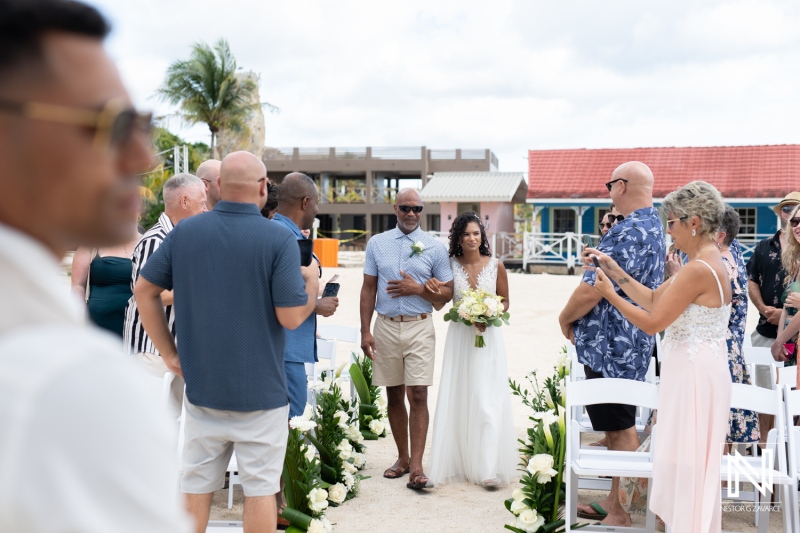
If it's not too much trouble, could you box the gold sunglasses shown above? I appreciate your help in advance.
[0,97,153,150]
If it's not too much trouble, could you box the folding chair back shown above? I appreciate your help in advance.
[776,365,797,388]
[783,386,800,532]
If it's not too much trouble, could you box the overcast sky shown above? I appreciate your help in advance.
[92,0,800,172]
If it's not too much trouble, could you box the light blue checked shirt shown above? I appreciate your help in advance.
[364,226,453,317]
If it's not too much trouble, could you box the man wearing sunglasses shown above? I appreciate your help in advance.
[747,193,800,385]
[560,162,665,527]
[361,188,453,491]
[0,1,190,533]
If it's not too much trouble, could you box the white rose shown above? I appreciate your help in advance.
[307,488,329,513]
[352,452,366,469]
[510,498,528,516]
[512,488,525,502]
[311,375,332,393]
[289,416,316,433]
[369,419,385,436]
[336,439,353,460]
[334,410,349,429]
[308,519,325,533]
[414,241,425,251]
[327,482,347,504]
[457,307,471,320]
[342,460,357,474]
[527,453,558,484]
[516,508,545,532]
[345,424,363,443]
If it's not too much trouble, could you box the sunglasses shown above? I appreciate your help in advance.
[0,97,152,150]
[666,215,689,228]
[782,205,798,214]
[600,223,613,229]
[790,218,800,228]
[397,205,423,214]
[605,178,628,191]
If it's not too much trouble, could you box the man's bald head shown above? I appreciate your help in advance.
[608,161,654,216]
[219,151,268,208]
[396,187,422,205]
[196,159,221,209]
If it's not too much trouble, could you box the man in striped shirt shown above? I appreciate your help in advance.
[124,173,207,419]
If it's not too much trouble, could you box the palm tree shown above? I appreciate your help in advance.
[157,39,276,158]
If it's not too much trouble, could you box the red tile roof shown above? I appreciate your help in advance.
[528,145,800,199]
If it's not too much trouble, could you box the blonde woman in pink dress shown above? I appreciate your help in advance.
[587,181,732,533]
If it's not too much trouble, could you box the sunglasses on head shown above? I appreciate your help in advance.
[397,205,423,214]
[783,205,798,214]
[0,97,152,150]
[791,217,800,228]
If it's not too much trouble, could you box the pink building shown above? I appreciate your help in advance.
[420,172,528,238]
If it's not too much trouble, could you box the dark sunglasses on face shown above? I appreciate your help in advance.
[0,97,153,150]
[790,217,800,228]
[610,215,624,223]
[600,223,613,230]
[605,178,628,191]
[397,205,423,214]
[783,205,798,214]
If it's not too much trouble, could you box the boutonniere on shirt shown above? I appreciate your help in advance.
[409,241,426,258]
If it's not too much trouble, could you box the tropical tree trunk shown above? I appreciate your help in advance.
[211,131,217,159]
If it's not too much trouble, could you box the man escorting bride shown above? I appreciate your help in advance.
[428,212,517,488]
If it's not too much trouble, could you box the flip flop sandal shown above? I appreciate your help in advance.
[576,502,608,520]
[383,465,410,479]
[407,472,431,490]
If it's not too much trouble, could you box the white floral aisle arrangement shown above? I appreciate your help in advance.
[280,415,333,533]
[305,373,367,501]
[349,352,389,439]
[504,347,579,533]
[443,287,510,347]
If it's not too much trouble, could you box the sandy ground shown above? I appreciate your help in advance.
[209,267,787,532]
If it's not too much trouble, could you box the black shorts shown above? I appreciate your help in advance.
[583,365,636,432]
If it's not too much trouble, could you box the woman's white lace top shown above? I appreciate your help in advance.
[662,260,731,361]
[451,257,497,304]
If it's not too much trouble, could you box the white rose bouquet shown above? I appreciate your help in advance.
[444,287,510,347]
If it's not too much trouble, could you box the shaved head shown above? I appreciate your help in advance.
[394,187,423,234]
[219,151,268,208]
[278,173,318,204]
[608,161,654,216]
[196,159,221,209]
[395,187,422,205]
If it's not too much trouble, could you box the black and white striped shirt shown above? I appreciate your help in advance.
[123,212,176,355]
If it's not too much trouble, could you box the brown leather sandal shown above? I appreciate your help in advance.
[383,463,410,479]
[406,471,431,490]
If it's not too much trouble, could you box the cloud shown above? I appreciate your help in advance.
[92,0,800,172]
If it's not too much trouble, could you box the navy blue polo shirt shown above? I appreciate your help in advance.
[140,201,308,411]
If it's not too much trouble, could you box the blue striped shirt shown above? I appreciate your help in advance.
[364,226,452,317]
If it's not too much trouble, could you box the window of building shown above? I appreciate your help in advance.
[735,208,757,237]
[553,208,576,233]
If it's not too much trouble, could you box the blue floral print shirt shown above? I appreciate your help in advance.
[575,207,666,380]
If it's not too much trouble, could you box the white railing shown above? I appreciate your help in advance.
[737,234,774,261]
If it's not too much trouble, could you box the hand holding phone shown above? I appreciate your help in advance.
[591,255,600,269]
[322,283,340,298]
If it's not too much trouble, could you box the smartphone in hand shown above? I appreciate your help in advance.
[322,283,340,298]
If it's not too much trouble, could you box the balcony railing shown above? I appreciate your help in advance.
[263,146,498,166]
[321,185,366,204]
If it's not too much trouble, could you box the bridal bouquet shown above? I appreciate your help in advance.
[444,287,510,347]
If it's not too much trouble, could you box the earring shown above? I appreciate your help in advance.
[692,229,696,237]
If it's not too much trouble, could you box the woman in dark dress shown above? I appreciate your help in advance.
[71,216,141,337]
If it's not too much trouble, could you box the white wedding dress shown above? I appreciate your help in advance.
[428,257,517,486]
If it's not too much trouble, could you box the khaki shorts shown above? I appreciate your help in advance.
[373,314,435,387]
[181,401,289,496]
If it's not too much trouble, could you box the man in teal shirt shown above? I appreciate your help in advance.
[273,173,339,417]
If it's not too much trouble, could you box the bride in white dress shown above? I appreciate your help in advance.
[427,212,517,488]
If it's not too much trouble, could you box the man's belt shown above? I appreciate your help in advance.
[379,313,429,322]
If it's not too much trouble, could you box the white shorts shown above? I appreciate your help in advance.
[181,401,289,496]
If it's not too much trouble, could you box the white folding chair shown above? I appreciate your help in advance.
[566,378,660,533]
[227,454,239,509]
[317,324,360,396]
[743,345,782,389]
[720,383,794,533]
[782,386,800,533]
[777,365,797,388]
